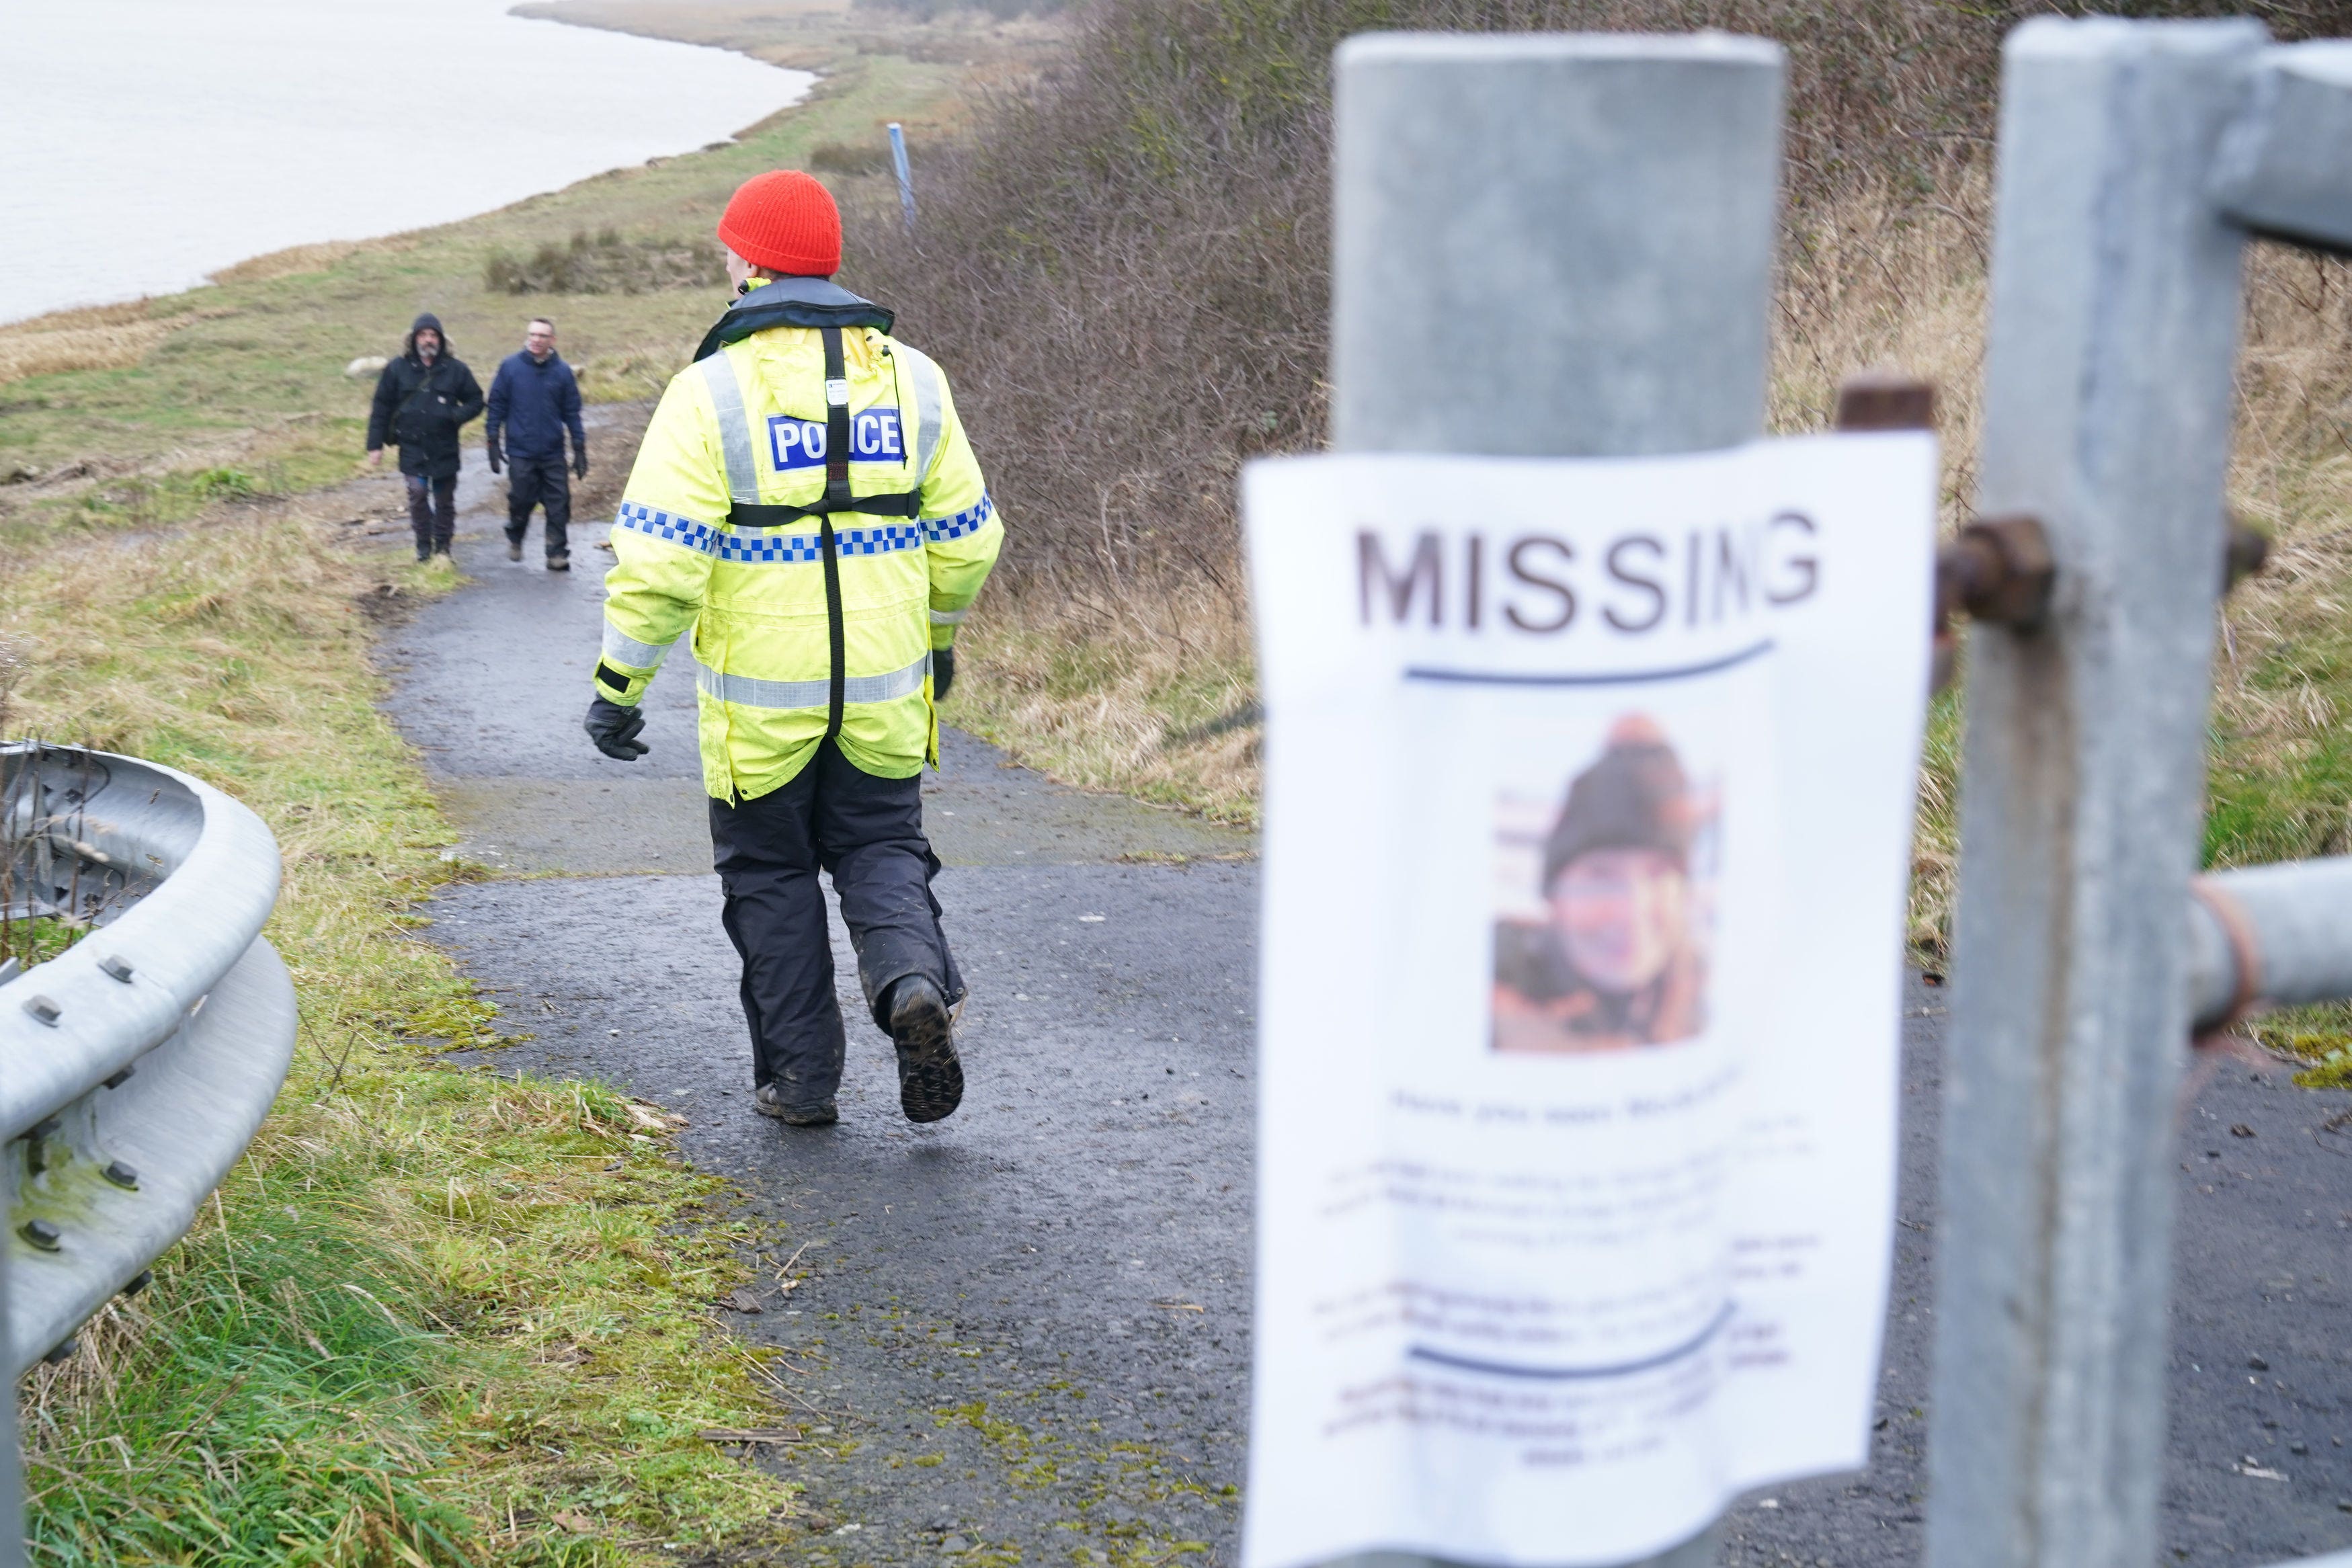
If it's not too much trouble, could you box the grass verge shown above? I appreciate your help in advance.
[942,581,1260,828]
[1,407,795,1568]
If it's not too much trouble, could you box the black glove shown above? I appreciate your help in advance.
[573,449,590,481]
[931,646,956,702]
[485,439,503,475]
[585,696,648,760]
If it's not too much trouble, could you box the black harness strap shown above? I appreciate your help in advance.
[730,492,920,528]
[819,327,849,740]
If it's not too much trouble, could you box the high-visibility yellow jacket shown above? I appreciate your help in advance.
[594,279,1001,802]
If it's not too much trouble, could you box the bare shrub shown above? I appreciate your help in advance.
[483,228,722,295]
[844,0,2352,610]
[811,138,895,176]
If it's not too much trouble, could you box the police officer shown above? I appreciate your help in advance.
[584,170,1000,1128]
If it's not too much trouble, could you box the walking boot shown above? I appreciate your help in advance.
[546,552,570,572]
[887,975,963,1123]
[754,1084,838,1127]
[506,533,523,563]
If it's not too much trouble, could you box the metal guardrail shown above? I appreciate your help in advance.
[1,741,294,1382]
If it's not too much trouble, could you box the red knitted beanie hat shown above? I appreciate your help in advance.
[717,170,842,278]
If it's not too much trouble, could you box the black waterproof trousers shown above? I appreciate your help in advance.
[404,473,456,556]
[710,739,964,1108]
[504,455,571,559]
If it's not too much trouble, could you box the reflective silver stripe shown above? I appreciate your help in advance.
[900,344,946,494]
[696,351,761,505]
[928,607,968,626]
[698,654,931,710]
[602,622,675,669]
[846,655,933,704]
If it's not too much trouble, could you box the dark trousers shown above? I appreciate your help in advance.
[404,472,456,556]
[505,455,571,559]
[710,739,963,1107]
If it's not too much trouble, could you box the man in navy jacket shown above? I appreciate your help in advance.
[485,317,588,571]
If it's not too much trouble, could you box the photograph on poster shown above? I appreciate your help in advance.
[1492,712,1720,1055]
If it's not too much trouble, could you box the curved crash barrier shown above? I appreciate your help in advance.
[1,742,294,1381]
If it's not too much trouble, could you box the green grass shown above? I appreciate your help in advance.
[3,499,807,1563]
[0,915,79,972]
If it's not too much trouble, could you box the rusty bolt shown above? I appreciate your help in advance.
[1834,372,1937,432]
[1941,513,2056,630]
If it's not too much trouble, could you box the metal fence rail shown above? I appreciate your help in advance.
[1,741,294,1381]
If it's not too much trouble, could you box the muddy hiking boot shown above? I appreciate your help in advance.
[506,534,523,563]
[546,552,570,572]
[888,975,963,1123]
[754,1084,837,1127]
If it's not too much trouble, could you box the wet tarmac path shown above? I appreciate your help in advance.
[379,429,2352,1568]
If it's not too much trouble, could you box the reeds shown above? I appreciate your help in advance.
[0,302,169,386]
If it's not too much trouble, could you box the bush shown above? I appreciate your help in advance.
[809,137,895,176]
[483,228,721,296]
[841,0,2352,606]
[852,0,1069,19]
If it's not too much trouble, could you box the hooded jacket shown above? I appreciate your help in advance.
[366,314,485,479]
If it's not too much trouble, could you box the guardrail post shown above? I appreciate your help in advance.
[1927,20,2268,1568]
[1326,30,1784,1566]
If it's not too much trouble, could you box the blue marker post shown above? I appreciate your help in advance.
[887,122,917,232]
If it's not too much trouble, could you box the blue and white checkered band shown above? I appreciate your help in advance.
[708,521,926,563]
[713,532,825,563]
[615,501,717,554]
[620,502,937,563]
[836,524,924,556]
[922,493,995,543]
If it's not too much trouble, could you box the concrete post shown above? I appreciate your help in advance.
[1327,30,1785,1567]
[1927,20,2267,1568]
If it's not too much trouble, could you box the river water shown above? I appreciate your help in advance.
[3,0,811,325]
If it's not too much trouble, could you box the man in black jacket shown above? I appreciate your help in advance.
[365,313,485,561]
[485,317,587,571]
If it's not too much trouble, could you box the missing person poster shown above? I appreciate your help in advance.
[1242,434,1937,1568]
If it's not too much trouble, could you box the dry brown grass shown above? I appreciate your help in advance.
[0,300,170,386]
[208,239,372,286]
[949,576,1261,823]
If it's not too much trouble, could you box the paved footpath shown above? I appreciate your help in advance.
[382,441,2352,1568]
